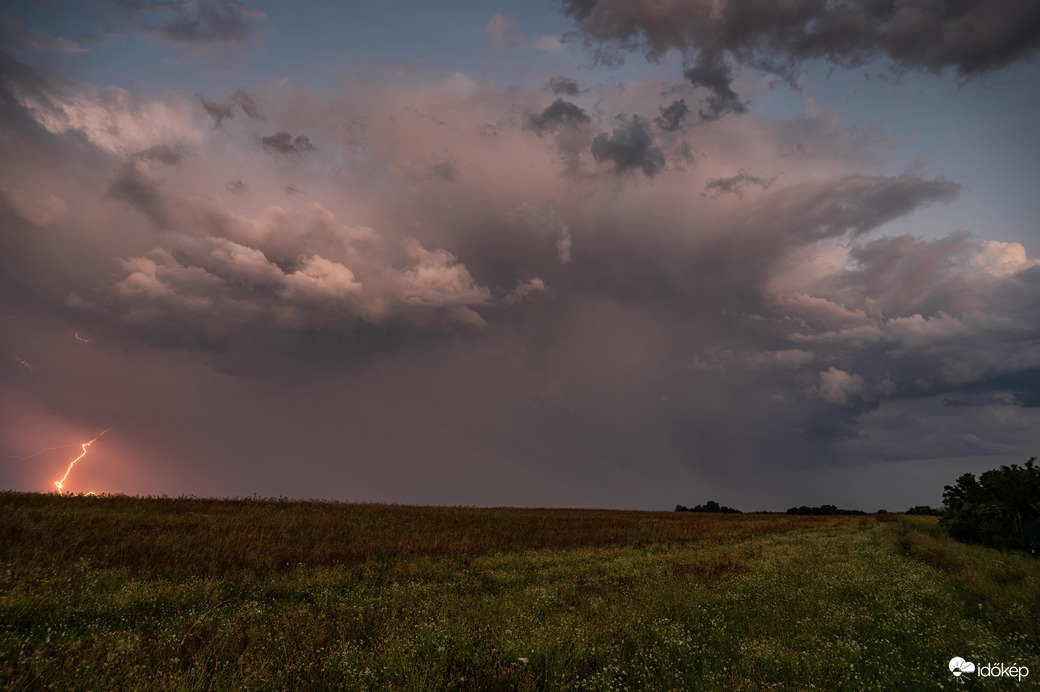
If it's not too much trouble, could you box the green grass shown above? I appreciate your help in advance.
[1,494,1037,690]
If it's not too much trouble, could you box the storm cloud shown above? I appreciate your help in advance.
[1,11,1038,512]
[561,0,1040,121]
[591,115,664,176]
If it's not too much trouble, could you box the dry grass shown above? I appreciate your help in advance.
[2,493,1037,690]
[0,492,840,578]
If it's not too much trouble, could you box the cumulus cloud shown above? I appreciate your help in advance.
[107,204,492,339]
[815,367,865,406]
[2,47,1037,507]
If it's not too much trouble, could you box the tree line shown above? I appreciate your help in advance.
[676,456,1039,554]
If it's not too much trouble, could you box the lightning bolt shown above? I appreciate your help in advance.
[73,331,90,343]
[14,355,33,370]
[0,443,80,460]
[54,429,110,495]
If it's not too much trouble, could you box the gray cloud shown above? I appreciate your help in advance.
[199,96,233,127]
[2,49,1036,511]
[261,131,315,156]
[199,89,263,127]
[546,76,582,96]
[561,0,1040,120]
[655,98,689,132]
[0,14,85,53]
[113,0,265,49]
[225,179,248,195]
[526,98,592,133]
[107,160,171,229]
[591,115,664,177]
[683,56,747,121]
[430,160,460,183]
[230,88,264,120]
[702,170,776,199]
[135,143,186,165]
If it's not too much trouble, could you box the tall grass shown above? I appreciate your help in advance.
[1,493,1037,690]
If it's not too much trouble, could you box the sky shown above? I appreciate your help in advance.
[2,0,1039,511]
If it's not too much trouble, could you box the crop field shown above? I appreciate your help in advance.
[1,493,1038,690]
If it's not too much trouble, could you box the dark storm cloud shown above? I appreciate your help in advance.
[702,169,776,199]
[655,98,689,132]
[526,98,592,133]
[591,115,664,177]
[111,0,265,49]
[561,0,1040,120]
[261,131,315,156]
[3,51,1037,510]
[545,76,582,96]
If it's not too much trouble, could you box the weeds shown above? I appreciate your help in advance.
[1,493,1037,690]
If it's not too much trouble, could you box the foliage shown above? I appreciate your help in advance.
[674,500,741,514]
[785,504,866,516]
[904,505,943,516]
[940,457,1040,552]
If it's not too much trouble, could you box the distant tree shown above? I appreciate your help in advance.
[904,505,943,516]
[940,457,1039,552]
[786,505,866,516]
[675,500,741,514]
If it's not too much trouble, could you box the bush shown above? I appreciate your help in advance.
[940,457,1039,552]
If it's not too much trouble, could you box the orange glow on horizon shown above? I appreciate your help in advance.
[54,429,110,495]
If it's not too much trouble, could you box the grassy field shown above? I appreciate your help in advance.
[1,493,1038,690]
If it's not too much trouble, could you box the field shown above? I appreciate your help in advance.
[1,493,1038,690]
